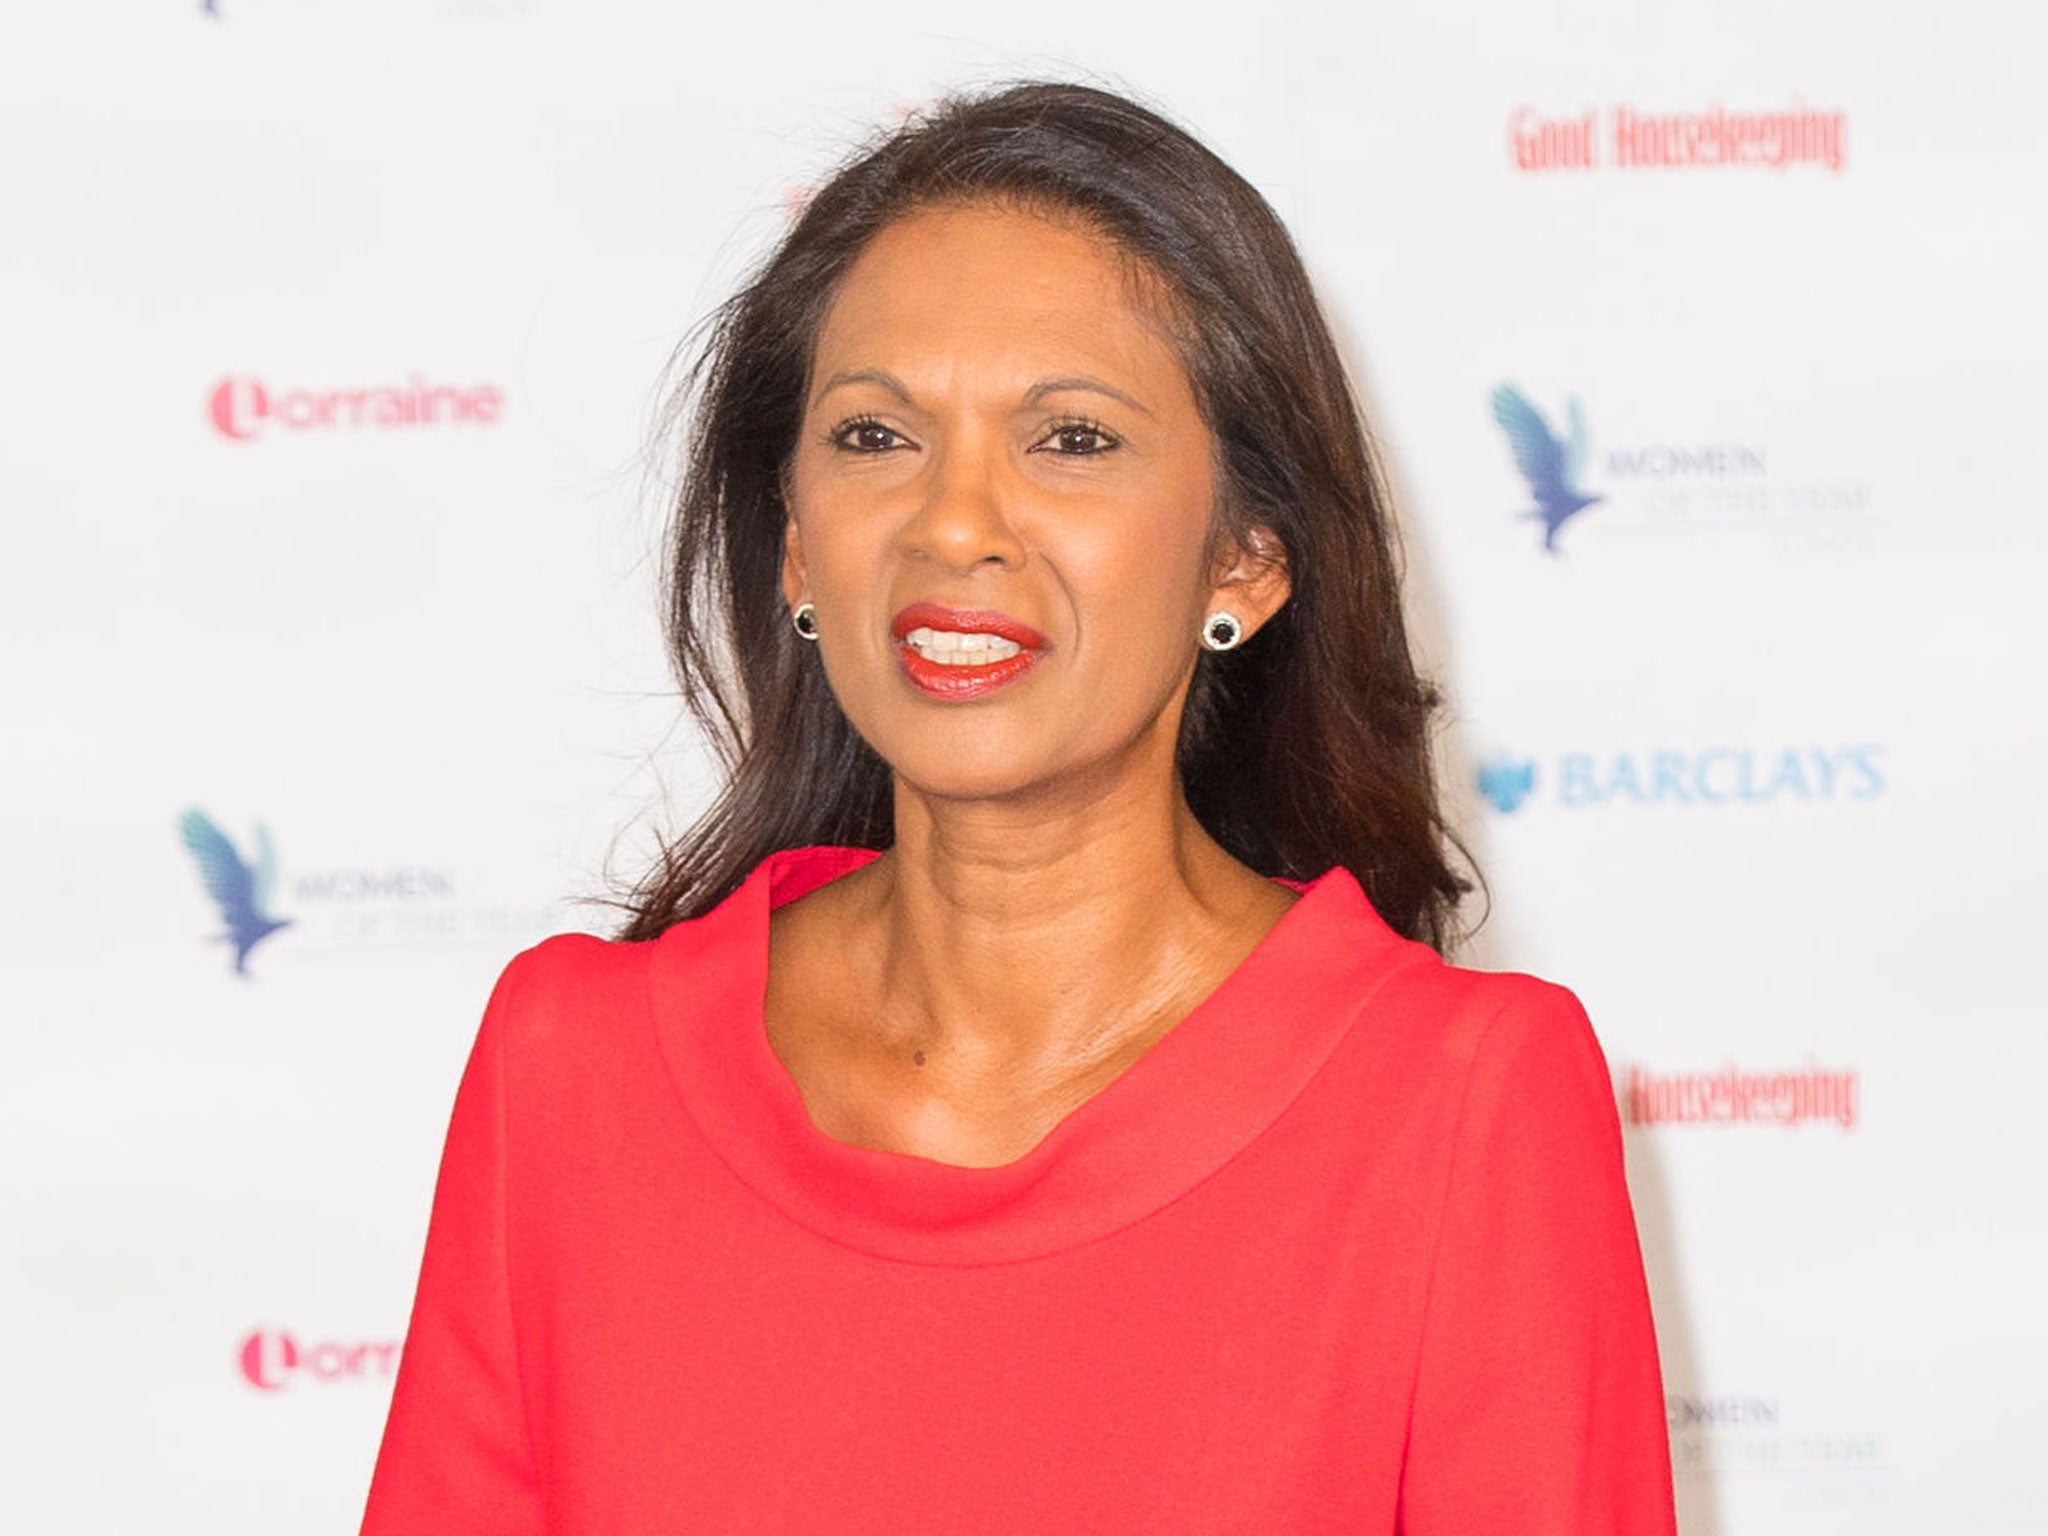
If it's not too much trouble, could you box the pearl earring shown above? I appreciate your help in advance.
[1200,612,1244,652]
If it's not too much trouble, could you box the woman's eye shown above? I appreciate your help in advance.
[830,417,907,453]
[1037,421,1119,456]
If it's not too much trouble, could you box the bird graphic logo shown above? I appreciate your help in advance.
[1476,754,1539,814]
[1490,383,1605,554]
[178,809,292,976]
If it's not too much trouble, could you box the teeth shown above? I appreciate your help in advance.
[904,626,1025,665]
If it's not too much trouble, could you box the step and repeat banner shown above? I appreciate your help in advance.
[4,3,2040,1532]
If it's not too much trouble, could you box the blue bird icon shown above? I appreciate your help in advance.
[1490,384,1605,555]
[178,809,292,976]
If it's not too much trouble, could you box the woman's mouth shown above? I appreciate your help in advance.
[901,627,1026,664]
[890,604,1047,700]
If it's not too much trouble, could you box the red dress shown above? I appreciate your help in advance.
[361,846,1677,1533]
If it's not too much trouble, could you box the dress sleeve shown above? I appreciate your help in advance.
[1397,982,1676,1534]
[360,956,547,1535]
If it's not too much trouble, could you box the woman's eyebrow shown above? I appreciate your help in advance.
[810,368,1155,419]
[811,367,915,409]
[1024,376,1154,418]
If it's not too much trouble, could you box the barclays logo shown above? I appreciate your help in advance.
[1491,383,1604,555]
[1478,744,1886,812]
[178,809,293,976]
[1477,754,1538,813]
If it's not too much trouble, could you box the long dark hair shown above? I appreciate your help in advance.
[618,81,1473,951]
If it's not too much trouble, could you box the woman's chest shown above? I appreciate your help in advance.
[512,1103,1442,1535]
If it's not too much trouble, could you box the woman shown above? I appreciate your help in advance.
[362,82,1676,1532]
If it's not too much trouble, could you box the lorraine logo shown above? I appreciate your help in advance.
[177,809,292,976]
[1491,383,1605,555]
[207,374,504,442]
[238,1329,400,1391]
[1476,754,1538,813]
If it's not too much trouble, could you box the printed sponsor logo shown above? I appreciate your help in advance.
[1490,385,1603,554]
[178,809,564,965]
[207,374,504,442]
[1474,744,1885,813]
[1667,1394,1891,1500]
[1475,754,1538,814]
[238,1329,400,1392]
[1622,1062,1860,1130]
[178,809,292,977]
[1509,101,1847,173]
[1670,1393,1782,1430]
[1489,384,1874,553]
[292,866,457,902]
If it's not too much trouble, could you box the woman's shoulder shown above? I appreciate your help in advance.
[1391,951,1594,1034]
[1354,940,1612,1103]
[477,862,781,1055]
[1288,865,1610,1098]
[474,929,660,1057]
[498,926,648,987]
[487,854,787,1010]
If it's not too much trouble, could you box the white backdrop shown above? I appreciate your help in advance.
[4,2,2042,1531]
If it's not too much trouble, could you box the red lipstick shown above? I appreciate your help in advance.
[890,602,1048,701]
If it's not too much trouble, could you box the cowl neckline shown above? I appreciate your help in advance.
[647,845,1426,1266]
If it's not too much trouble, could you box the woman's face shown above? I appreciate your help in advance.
[783,202,1287,805]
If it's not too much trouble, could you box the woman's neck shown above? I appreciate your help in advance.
[764,726,1297,1165]
[855,757,1290,1079]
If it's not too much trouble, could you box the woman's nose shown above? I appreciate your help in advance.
[900,443,1027,571]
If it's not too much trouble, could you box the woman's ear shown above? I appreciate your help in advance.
[780,510,809,610]
[1207,523,1291,638]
